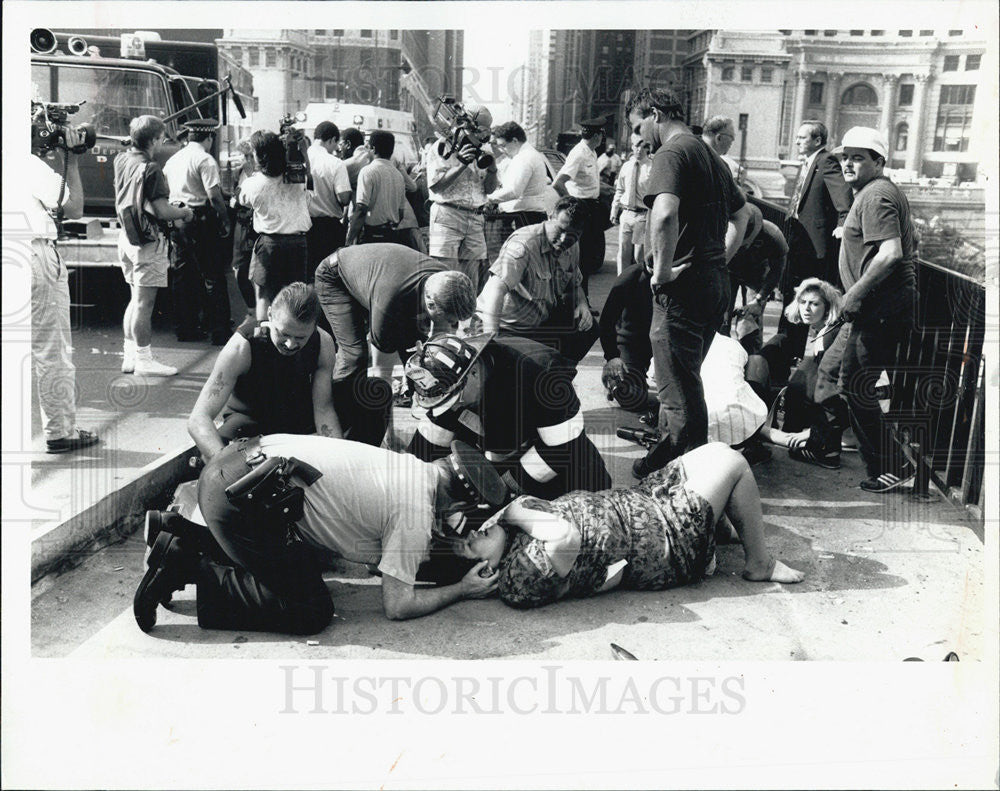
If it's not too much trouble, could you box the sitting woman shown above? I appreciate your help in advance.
[452,442,803,610]
[753,278,846,469]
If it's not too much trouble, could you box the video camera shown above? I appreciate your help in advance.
[616,426,661,450]
[278,111,308,184]
[31,100,96,155]
[433,96,494,170]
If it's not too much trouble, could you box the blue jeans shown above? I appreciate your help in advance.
[644,265,729,472]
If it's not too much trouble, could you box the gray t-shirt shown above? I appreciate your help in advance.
[260,435,438,585]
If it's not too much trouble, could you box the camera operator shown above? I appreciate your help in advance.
[24,115,99,453]
[238,130,312,321]
[163,118,232,345]
[305,121,351,280]
[427,102,499,293]
[115,115,195,377]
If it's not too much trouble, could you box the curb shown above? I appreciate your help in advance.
[30,442,198,584]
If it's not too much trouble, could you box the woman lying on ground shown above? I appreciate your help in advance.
[449,442,803,610]
[753,278,847,468]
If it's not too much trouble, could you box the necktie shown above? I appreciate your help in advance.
[789,162,807,218]
[629,160,641,211]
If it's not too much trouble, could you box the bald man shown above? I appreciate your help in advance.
[426,102,499,293]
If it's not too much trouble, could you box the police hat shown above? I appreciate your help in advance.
[579,115,608,132]
[443,441,509,520]
[181,118,220,134]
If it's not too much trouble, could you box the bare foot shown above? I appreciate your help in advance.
[742,557,805,584]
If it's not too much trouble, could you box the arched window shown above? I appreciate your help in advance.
[895,122,909,152]
[841,83,878,106]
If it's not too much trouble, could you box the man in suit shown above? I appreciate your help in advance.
[781,120,853,355]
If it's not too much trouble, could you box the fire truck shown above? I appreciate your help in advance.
[30,28,250,282]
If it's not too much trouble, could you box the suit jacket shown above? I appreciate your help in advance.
[790,149,853,261]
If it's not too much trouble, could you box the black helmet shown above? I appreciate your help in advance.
[404,333,493,415]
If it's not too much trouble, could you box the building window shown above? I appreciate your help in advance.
[390,30,399,41]
[265,49,276,68]
[249,48,259,67]
[804,30,817,35]
[849,30,863,36]
[741,65,753,82]
[231,46,241,63]
[965,54,981,70]
[919,30,933,36]
[333,29,344,36]
[898,83,914,105]
[871,30,884,36]
[899,30,913,37]
[314,30,326,35]
[933,85,976,152]
[943,55,959,71]
[721,66,734,81]
[360,29,372,38]
[948,29,963,36]
[895,122,909,152]
[808,81,824,105]
[761,67,773,83]
[841,83,878,106]
[823,30,837,36]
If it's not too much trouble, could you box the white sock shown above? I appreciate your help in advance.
[124,339,136,356]
[135,345,153,361]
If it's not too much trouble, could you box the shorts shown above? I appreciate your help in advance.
[429,203,487,260]
[249,233,308,301]
[118,232,169,288]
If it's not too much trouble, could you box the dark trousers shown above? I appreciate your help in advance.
[819,318,907,477]
[306,216,346,283]
[194,444,335,635]
[577,198,607,294]
[232,216,257,312]
[509,301,600,364]
[644,266,729,471]
[314,254,368,382]
[169,211,231,337]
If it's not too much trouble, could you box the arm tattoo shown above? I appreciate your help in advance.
[207,373,227,400]
[318,423,335,437]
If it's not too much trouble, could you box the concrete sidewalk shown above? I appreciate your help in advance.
[26,229,985,660]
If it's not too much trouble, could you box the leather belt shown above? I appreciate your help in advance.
[434,201,485,215]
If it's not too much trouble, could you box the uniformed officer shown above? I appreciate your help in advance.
[552,115,609,293]
[164,118,232,345]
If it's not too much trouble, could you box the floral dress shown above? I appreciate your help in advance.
[498,458,716,609]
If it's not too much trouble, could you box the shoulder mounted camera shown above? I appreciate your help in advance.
[433,96,494,170]
[31,100,97,155]
[278,112,308,184]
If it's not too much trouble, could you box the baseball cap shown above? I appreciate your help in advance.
[464,102,493,130]
[833,127,888,159]
[405,332,495,416]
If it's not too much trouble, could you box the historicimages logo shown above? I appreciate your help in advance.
[279,665,747,716]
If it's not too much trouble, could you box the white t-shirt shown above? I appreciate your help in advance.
[259,435,438,586]
[701,334,767,446]
[488,142,552,213]
[239,172,311,234]
[163,142,221,208]
[427,136,488,208]
[23,154,70,239]
[307,143,351,219]
[557,139,600,199]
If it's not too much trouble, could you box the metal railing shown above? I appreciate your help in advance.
[889,258,986,514]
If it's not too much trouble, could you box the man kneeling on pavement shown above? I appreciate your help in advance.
[135,437,507,633]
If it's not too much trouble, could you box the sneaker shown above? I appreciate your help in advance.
[46,429,100,454]
[788,447,841,469]
[133,532,198,633]
[134,357,178,376]
[859,469,915,493]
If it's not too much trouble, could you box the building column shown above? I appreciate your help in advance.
[880,74,899,150]
[824,71,842,143]
[791,69,812,145]
[906,71,933,173]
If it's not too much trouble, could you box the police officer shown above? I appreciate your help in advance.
[133,437,505,633]
[164,118,232,344]
[552,116,609,294]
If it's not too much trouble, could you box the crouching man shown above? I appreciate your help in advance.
[134,437,507,633]
[187,282,348,459]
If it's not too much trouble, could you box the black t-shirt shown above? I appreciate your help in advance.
[728,220,788,292]
[335,244,447,353]
[644,133,746,269]
[598,264,653,361]
[428,336,580,457]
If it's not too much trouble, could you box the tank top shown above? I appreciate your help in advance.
[224,319,320,435]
